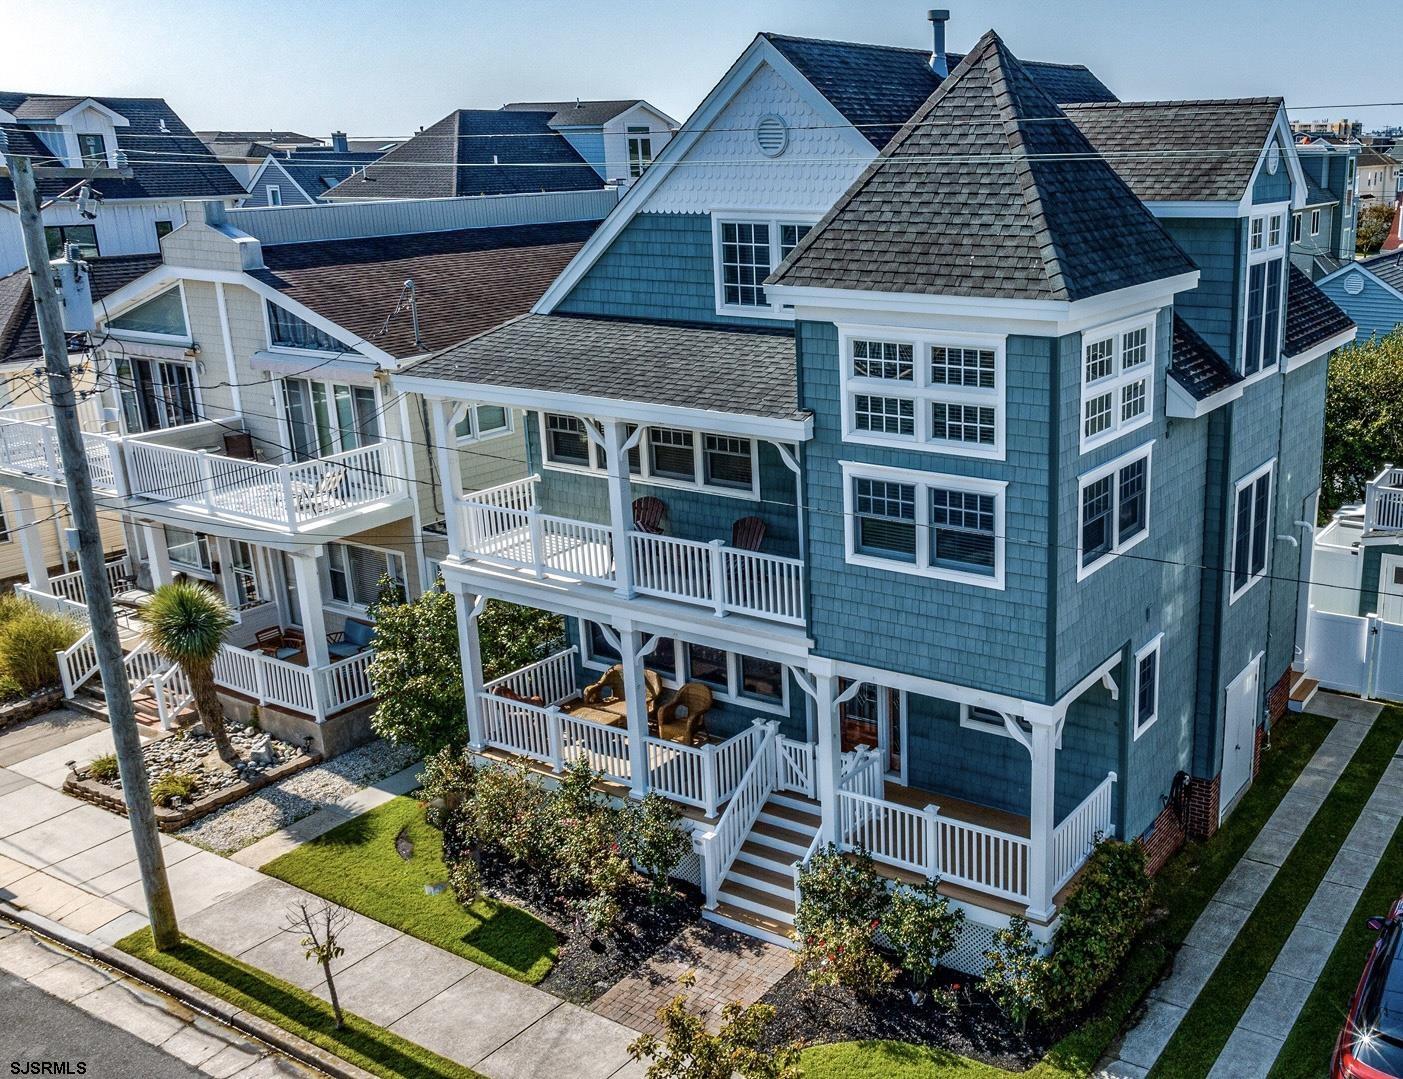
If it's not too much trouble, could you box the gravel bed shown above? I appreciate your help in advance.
[176,738,421,854]
[91,725,301,796]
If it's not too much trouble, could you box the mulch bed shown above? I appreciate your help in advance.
[758,967,1055,1071]
[472,851,703,1006]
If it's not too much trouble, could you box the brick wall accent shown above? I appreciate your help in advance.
[1185,774,1221,840]
[1266,666,1293,725]
[1254,723,1266,779]
[1138,797,1188,876]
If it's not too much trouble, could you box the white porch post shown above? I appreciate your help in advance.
[450,582,487,751]
[618,622,654,799]
[430,399,468,561]
[141,523,174,587]
[289,549,330,668]
[601,421,637,598]
[1024,707,1061,923]
[9,493,51,593]
[810,662,841,845]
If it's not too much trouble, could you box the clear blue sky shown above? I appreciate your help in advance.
[4,0,1400,136]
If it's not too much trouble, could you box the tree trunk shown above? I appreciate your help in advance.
[188,662,236,763]
[322,958,344,1028]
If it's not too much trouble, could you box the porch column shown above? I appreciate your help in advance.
[289,549,330,668]
[618,623,654,799]
[141,523,173,588]
[450,582,487,751]
[1024,708,1061,923]
[9,493,51,593]
[601,421,637,598]
[811,664,841,845]
[430,399,468,561]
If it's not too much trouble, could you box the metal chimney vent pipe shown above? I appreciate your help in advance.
[928,10,950,78]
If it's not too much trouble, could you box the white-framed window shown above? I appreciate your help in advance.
[228,540,267,611]
[116,356,199,433]
[712,214,816,317]
[77,133,107,167]
[538,414,758,499]
[841,461,1005,587]
[107,284,190,342]
[1291,213,1302,243]
[1133,634,1163,739]
[1080,314,1156,452]
[266,184,282,206]
[1310,209,1321,236]
[166,527,212,577]
[840,328,1005,459]
[626,127,653,178]
[324,542,405,611]
[958,704,1059,746]
[578,620,789,715]
[1230,460,1274,602]
[1243,210,1286,378]
[266,302,359,354]
[1077,442,1153,580]
[281,377,380,460]
[453,404,512,445]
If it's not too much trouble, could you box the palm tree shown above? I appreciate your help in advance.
[141,581,237,763]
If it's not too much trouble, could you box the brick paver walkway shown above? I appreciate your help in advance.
[591,922,793,1036]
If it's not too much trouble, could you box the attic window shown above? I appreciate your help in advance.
[755,115,788,158]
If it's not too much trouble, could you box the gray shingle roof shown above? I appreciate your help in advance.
[0,91,246,203]
[1170,315,1240,400]
[1302,175,1336,207]
[501,100,649,127]
[1061,98,1283,202]
[769,31,1195,303]
[1362,250,1403,294]
[1285,265,1354,356]
[277,149,385,197]
[407,313,801,422]
[322,109,605,201]
[764,33,1116,149]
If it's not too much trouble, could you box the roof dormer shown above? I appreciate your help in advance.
[14,97,129,169]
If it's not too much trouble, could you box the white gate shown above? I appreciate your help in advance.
[1305,606,1403,704]
[1221,654,1260,821]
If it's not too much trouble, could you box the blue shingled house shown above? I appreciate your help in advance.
[394,17,1356,961]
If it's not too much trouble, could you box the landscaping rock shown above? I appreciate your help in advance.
[249,734,276,766]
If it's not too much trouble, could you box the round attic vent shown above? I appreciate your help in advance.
[756,115,789,157]
[1266,144,1281,175]
[1344,272,1365,296]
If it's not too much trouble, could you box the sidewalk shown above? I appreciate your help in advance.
[0,757,646,1079]
[1103,692,1385,1079]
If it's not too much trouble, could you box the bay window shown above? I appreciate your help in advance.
[1231,461,1273,601]
[1080,316,1155,452]
[1078,445,1152,579]
[844,463,1004,586]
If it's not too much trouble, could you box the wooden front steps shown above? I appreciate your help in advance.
[1288,670,1320,713]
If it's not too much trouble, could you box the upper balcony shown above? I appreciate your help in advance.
[1365,466,1403,534]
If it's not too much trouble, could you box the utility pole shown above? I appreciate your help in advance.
[7,154,179,949]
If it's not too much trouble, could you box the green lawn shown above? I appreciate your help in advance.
[1150,706,1403,1079]
[118,928,482,1079]
[801,711,1337,1079]
[262,795,557,984]
[1269,817,1403,1078]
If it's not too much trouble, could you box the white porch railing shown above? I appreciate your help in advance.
[58,632,100,697]
[482,646,580,706]
[1364,465,1403,533]
[458,476,805,625]
[153,664,193,729]
[46,557,132,608]
[1051,771,1118,893]
[696,720,780,907]
[0,416,122,491]
[124,440,404,529]
[776,734,816,797]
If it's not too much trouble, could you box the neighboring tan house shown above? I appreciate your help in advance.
[0,93,246,272]
[1357,145,1400,205]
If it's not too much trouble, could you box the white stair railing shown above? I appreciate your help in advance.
[696,720,779,908]
[776,735,816,797]
[152,664,193,730]
[58,632,100,697]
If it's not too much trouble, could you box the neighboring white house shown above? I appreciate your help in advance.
[501,100,680,184]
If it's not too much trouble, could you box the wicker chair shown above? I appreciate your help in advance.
[632,497,667,534]
[655,682,712,746]
[731,516,767,551]
[581,663,663,717]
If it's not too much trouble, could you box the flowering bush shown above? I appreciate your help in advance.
[798,916,895,996]
[883,878,965,988]
[981,915,1049,1031]
[446,856,481,905]
[793,844,888,942]
[620,793,691,905]
[465,759,549,865]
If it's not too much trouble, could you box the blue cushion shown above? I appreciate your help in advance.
[344,620,374,647]
[328,642,360,659]
[275,647,300,660]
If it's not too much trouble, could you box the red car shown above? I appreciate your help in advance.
[1334,897,1403,1078]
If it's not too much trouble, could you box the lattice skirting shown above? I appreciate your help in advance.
[944,918,998,976]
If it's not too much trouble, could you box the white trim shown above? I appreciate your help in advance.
[1229,458,1276,604]
[1236,108,1309,214]
[1144,200,1242,218]
[1078,311,1158,454]
[1310,208,1322,236]
[101,280,194,347]
[1284,327,1358,372]
[1132,633,1164,740]
[265,184,283,207]
[1076,441,1155,581]
[840,460,1006,589]
[837,324,1006,460]
[1240,210,1289,378]
[1319,262,1403,307]
[246,157,314,206]
[1166,374,1245,419]
[710,212,818,319]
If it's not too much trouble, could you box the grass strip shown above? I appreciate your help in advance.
[800,711,1336,1079]
[262,795,557,984]
[1150,706,1403,1079]
[118,927,482,1079]
[1268,817,1403,1079]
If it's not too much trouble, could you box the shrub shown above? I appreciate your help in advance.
[0,673,23,702]
[0,605,81,692]
[150,771,200,807]
[981,915,1049,1031]
[446,856,481,905]
[464,760,548,865]
[0,592,30,627]
[87,753,120,783]
[1041,837,1151,1020]
[418,745,479,825]
[883,878,965,988]
[620,793,691,904]
[793,844,889,942]
[798,916,895,997]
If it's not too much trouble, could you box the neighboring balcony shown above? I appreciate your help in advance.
[0,402,123,493]
[1365,466,1403,533]
[458,475,806,626]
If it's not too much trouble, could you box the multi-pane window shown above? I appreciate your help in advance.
[648,428,695,480]
[702,435,752,489]
[77,133,106,166]
[719,221,771,308]
[326,542,404,609]
[541,416,755,495]
[1244,258,1283,376]
[166,527,211,572]
[1081,318,1155,451]
[626,127,653,178]
[228,541,265,610]
[779,224,811,259]
[1231,464,1273,599]
[1134,637,1161,738]
[544,414,591,466]
[453,404,511,443]
[118,357,199,433]
[282,379,379,460]
[1079,448,1152,576]
[686,643,728,689]
[846,465,1004,584]
[843,332,1003,457]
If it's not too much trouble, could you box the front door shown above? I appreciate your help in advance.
[838,681,905,781]
[1379,555,1403,625]
[1221,655,1261,820]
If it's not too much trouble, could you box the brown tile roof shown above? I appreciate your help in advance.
[1285,265,1354,357]
[0,254,161,364]
[1170,315,1240,400]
